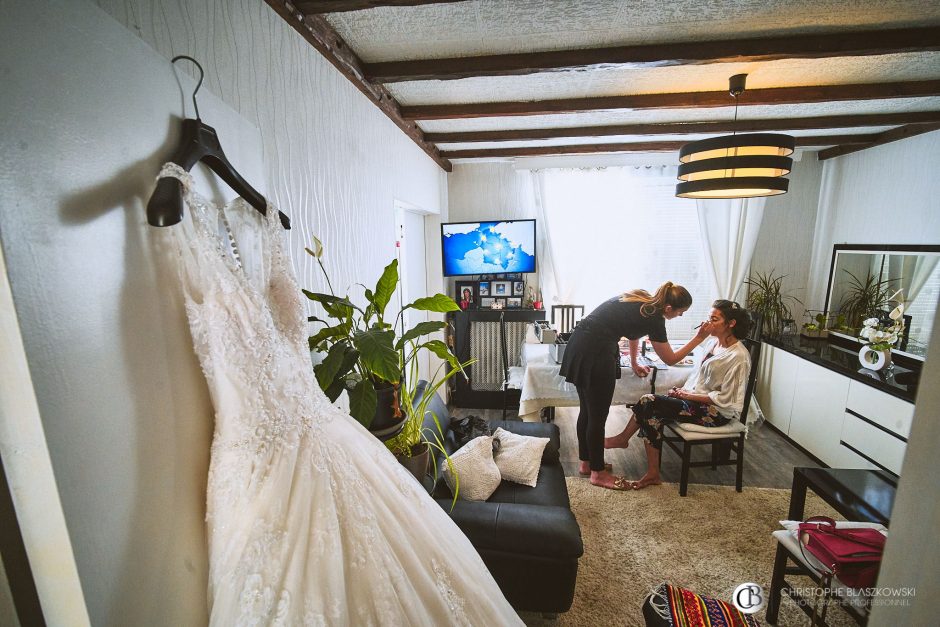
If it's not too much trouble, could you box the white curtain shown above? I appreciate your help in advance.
[695,198,766,301]
[528,166,716,340]
[887,254,940,306]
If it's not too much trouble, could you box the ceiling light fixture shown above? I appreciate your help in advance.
[676,74,795,199]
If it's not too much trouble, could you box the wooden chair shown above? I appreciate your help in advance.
[499,312,525,419]
[551,305,585,334]
[659,315,763,496]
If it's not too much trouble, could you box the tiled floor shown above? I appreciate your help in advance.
[452,404,821,489]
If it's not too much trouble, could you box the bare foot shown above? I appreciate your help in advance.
[629,473,662,490]
[579,461,612,476]
[590,470,630,491]
[604,432,630,449]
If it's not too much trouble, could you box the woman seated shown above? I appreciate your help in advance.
[604,299,752,489]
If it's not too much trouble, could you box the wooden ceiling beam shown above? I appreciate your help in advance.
[817,123,940,161]
[425,111,940,143]
[402,80,940,120]
[440,135,875,159]
[367,27,940,82]
[295,1,468,13]
[263,0,452,171]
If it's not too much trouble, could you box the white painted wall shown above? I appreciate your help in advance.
[750,156,824,324]
[1,0,445,624]
[805,131,940,310]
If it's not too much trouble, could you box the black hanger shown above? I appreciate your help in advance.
[147,56,290,229]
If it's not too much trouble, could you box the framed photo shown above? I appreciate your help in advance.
[504,272,522,280]
[507,296,522,308]
[478,281,490,296]
[480,296,495,309]
[491,297,506,310]
[512,281,525,296]
[493,281,511,296]
[455,281,478,310]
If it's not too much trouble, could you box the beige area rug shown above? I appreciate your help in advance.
[522,479,855,627]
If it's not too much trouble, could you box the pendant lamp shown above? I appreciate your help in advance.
[676,74,794,199]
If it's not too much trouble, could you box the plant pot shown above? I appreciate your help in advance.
[369,383,407,441]
[800,328,829,339]
[396,442,430,483]
[858,345,891,371]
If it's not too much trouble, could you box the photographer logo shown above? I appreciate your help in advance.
[732,583,765,614]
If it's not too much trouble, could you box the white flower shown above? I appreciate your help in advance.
[863,317,880,327]
[859,327,874,340]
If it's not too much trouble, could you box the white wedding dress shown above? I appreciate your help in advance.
[159,164,523,626]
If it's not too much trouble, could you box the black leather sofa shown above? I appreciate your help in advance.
[414,381,584,615]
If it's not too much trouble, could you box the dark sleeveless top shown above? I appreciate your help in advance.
[559,297,668,388]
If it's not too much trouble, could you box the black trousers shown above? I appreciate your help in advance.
[575,375,616,471]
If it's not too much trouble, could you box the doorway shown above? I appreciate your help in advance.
[394,201,430,384]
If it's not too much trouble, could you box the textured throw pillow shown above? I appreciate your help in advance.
[492,427,549,487]
[442,435,501,501]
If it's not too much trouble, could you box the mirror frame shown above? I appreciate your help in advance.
[825,243,940,362]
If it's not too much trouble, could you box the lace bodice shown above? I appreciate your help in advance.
[159,164,521,626]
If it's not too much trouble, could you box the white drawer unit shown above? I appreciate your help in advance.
[845,380,915,439]
[840,410,907,475]
[755,345,800,433]
[787,359,851,467]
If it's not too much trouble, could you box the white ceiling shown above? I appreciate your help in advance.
[310,0,940,163]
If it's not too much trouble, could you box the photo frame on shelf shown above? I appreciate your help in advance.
[455,281,478,310]
[504,272,522,280]
[507,296,522,308]
[478,281,490,296]
[512,281,524,296]
[491,297,506,310]
[493,281,511,297]
[480,296,495,309]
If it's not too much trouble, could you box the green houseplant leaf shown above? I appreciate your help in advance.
[372,260,399,316]
[353,328,400,384]
[348,378,378,428]
[407,294,462,313]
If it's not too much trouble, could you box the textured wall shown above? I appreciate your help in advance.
[94,0,446,297]
[1,0,445,625]
[750,157,824,325]
[806,130,940,309]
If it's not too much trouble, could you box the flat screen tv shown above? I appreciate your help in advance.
[441,219,536,277]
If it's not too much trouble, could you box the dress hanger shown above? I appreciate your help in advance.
[147,55,290,229]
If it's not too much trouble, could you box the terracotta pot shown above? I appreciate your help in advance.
[396,442,430,483]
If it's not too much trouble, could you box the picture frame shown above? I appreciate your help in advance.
[507,296,522,308]
[491,297,506,310]
[504,272,522,280]
[455,281,478,310]
[478,281,490,296]
[512,281,525,296]
[492,280,511,297]
[480,296,495,309]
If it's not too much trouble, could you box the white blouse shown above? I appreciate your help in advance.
[682,338,750,419]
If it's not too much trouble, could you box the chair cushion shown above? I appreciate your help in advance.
[441,436,501,501]
[487,464,570,508]
[492,427,550,487]
[674,420,746,440]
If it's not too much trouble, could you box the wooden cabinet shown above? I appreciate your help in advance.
[755,345,800,433]
[787,360,851,467]
[757,343,912,475]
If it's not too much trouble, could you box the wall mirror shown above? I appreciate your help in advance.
[825,244,940,361]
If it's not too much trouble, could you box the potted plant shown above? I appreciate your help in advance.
[302,237,467,436]
[837,269,898,332]
[744,270,802,337]
[801,312,830,339]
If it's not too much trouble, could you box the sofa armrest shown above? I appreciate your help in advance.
[489,420,560,464]
[437,500,583,559]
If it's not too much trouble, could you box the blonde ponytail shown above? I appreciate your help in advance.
[621,281,692,317]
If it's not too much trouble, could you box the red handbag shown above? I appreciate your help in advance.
[798,516,886,588]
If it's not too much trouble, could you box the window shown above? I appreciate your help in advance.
[541,167,716,340]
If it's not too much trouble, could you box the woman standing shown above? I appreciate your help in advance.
[605,300,752,489]
[559,282,710,490]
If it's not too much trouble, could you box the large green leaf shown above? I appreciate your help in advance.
[421,339,459,366]
[302,290,359,319]
[354,328,400,383]
[396,321,447,349]
[307,325,349,351]
[372,260,399,316]
[324,378,347,403]
[314,342,348,390]
[406,294,460,313]
[348,379,378,428]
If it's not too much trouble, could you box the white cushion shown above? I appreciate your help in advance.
[492,427,550,487]
[441,436,501,501]
[674,420,746,440]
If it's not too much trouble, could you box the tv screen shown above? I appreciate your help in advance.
[441,219,536,277]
